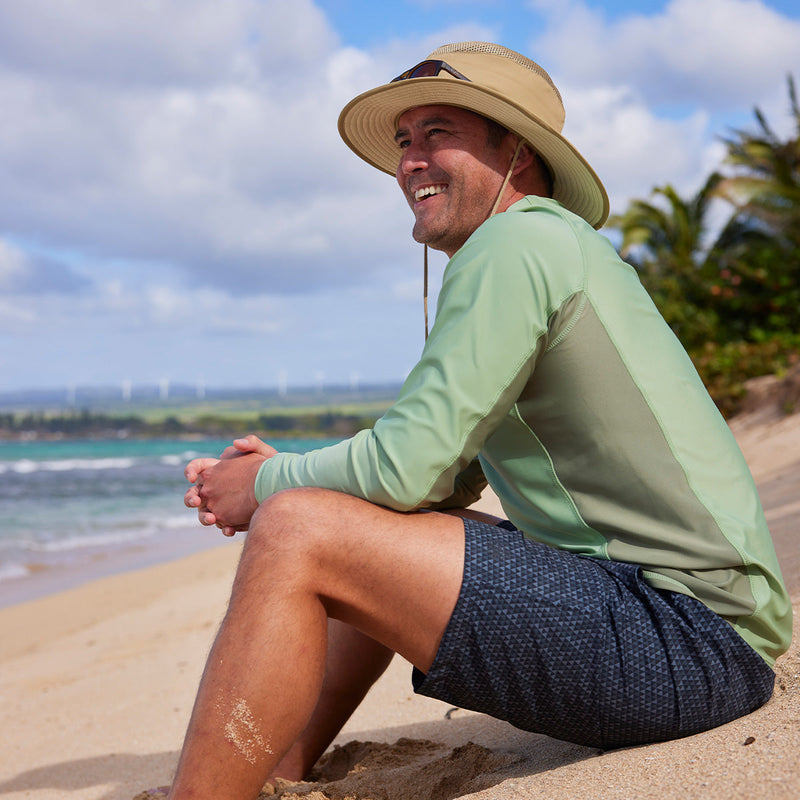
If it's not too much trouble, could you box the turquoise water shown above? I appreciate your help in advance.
[0,437,336,604]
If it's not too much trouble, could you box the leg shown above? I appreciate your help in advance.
[168,488,465,800]
[269,620,394,782]
[271,511,496,781]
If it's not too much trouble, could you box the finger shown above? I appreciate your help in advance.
[184,487,202,508]
[233,435,261,453]
[221,524,248,537]
[184,457,220,482]
[234,435,277,458]
[198,509,218,526]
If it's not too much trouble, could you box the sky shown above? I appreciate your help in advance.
[1,0,799,398]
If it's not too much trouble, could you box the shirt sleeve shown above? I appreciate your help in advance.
[424,457,488,510]
[254,202,584,510]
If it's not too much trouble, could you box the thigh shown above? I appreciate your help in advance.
[246,488,466,674]
[413,518,775,749]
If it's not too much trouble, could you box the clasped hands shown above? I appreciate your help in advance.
[184,434,277,537]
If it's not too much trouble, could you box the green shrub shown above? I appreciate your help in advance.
[689,336,800,417]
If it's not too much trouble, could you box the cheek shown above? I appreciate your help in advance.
[395,164,414,207]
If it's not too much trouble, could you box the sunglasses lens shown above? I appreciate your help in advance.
[392,60,444,82]
[391,59,470,84]
[408,62,439,78]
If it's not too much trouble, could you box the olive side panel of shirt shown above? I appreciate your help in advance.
[526,302,753,602]
[522,300,790,664]
[478,292,609,551]
[582,224,790,665]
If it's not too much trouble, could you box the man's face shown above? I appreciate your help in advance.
[394,105,513,257]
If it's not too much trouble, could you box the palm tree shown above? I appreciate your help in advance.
[711,75,800,338]
[608,173,723,348]
[608,78,800,415]
[715,75,800,247]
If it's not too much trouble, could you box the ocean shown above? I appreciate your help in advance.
[0,436,337,607]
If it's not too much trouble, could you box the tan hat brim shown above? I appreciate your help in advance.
[338,77,609,229]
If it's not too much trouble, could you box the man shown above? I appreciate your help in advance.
[173,42,791,799]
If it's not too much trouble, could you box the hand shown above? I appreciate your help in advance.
[184,453,266,535]
[184,435,277,535]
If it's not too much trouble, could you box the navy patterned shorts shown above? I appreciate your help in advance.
[412,518,775,749]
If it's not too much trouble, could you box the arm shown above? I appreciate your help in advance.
[254,205,579,510]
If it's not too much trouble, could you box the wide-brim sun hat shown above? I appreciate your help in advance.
[338,41,609,230]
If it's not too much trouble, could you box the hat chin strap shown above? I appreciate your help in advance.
[489,139,524,217]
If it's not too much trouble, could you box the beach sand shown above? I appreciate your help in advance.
[0,411,798,800]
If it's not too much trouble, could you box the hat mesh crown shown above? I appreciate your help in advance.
[429,41,563,106]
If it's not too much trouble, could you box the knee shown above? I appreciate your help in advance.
[243,487,338,567]
[226,490,321,606]
[251,486,335,534]
[252,486,304,526]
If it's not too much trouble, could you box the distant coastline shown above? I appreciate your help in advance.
[0,382,401,442]
[0,407,384,442]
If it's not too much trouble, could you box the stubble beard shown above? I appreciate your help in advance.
[411,199,464,255]
[412,218,446,250]
[412,196,491,256]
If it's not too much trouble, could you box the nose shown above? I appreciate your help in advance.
[397,141,428,178]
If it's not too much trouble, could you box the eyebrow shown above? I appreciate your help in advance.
[394,115,455,143]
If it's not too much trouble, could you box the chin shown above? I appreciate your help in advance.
[414,231,442,249]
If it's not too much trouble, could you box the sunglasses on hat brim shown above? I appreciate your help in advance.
[391,59,471,83]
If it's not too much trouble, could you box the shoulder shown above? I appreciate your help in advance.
[437,198,594,320]
[465,196,595,261]
[449,197,594,288]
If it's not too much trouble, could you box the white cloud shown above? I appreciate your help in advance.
[532,0,800,108]
[561,84,722,212]
[0,237,89,295]
[0,239,28,288]
[0,300,36,326]
[0,0,415,300]
[0,4,522,311]
[143,285,285,336]
[0,0,335,87]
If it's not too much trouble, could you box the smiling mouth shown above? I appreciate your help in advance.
[414,184,447,202]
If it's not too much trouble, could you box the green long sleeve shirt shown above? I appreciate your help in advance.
[255,196,792,666]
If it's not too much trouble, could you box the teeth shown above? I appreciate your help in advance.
[414,185,446,201]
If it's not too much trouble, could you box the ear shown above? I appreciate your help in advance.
[511,141,536,175]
